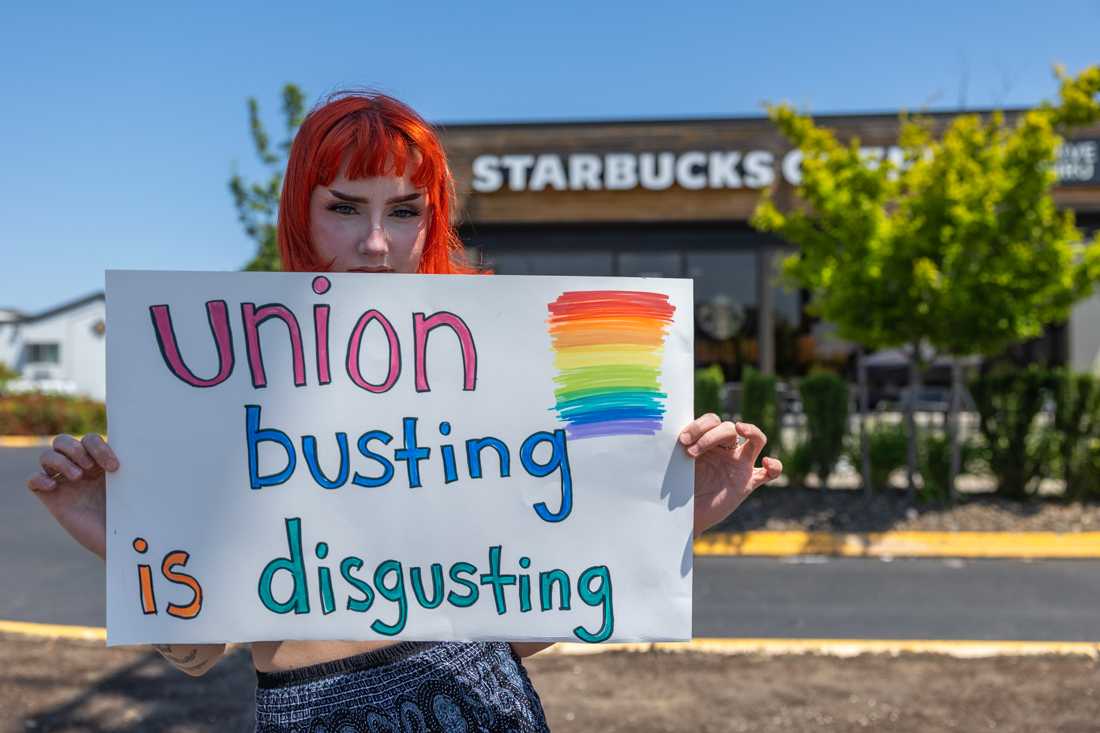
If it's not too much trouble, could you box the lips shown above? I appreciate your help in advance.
[349,266,395,273]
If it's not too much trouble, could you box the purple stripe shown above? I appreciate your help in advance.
[566,419,663,439]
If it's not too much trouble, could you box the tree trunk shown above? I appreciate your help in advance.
[948,356,963,502]
[858,347,872,497]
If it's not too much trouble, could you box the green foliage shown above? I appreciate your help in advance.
[0,361,17,394]
[779,439,813,489]
[752,66,1100,363]
[230,84,307,272]
[920,432,981,503]
[694,365,725,418]
[0,394,107,435]
[741,367,779,456]
[799,371,849,485]
[970,367,1052,498]
[1049,369,1100,499]
[848,423,908,491]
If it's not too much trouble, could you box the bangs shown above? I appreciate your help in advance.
[315,111,436,188]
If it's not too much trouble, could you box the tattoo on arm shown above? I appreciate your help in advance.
[154,644,198,665]
[178,657,213,673]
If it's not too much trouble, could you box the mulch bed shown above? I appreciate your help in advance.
[713,484,1100,533]
[2,635,1098,732]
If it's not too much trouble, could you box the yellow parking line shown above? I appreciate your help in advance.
[0,619,106,641]
[0,435,54,448]
[694,531,1100,558]
[1,619,1095,659]
[551,638,1100,658]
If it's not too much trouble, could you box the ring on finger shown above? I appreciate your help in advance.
[46,469,66,482]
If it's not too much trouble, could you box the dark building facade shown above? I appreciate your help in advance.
[438,112,1100,381]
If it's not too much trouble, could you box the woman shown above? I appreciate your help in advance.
[28,91,783,732]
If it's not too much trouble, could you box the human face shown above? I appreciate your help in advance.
[308,168,428,273]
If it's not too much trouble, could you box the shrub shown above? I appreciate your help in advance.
[0,393,107,436]
[741,367,779,456]
[919,432,981,503]
[971,367,1052,498]
[779,439,813,488]
[1050,369,1100,500]
[799,371,849,487]
[848,423,908,492]
[694,364,725,418]
[0,361,16,394]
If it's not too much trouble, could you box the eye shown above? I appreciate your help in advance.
[328,203,357,215]
[390,206,422,219]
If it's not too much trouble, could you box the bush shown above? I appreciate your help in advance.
[741,367,779,456]
[0,361,17,394]
[848,423,908,492]
[1050,369,1100,500]
[779,439,813,488]
[799,371,849,487]
[0,393,107,436]
[919,432,981,503]
[694,364,725,418]
[971,367,1052,498]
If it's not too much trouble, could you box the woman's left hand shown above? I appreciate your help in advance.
[680,414,783,537]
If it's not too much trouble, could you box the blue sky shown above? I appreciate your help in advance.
[2,1,1097,312]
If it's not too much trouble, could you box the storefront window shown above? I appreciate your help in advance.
[464,226,809,378]
[483,251,614,277]
[618,253,682,278]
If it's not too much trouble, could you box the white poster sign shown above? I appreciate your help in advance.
[105,270,694,645]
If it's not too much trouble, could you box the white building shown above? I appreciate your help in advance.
[0,292,106,401]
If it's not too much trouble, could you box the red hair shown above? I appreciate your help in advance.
[278,91,476,275]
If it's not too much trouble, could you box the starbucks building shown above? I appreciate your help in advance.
[438,113,1100,381]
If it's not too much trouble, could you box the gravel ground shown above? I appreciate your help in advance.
[3,635,1098,733]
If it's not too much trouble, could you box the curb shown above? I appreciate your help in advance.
[548,638,1100,659]
[695,531,1100,559]
[0,620,105,641]
[1,621,1096,659]
[0,435,54,448]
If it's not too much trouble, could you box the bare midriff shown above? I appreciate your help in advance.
[251,640,401,672]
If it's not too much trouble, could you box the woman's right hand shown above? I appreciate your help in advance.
[26,434,118,560]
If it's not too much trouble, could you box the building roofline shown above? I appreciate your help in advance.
[433,106,1040,132]
[18,291,105,324]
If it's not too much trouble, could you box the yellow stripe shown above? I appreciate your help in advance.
[549,638,1100,658]
[694,531,1100,558]
[2,620,1091,660]
[0,619,106,641]
[554,350,663,370]
[0,435,54,447]
[2,620,1094,659]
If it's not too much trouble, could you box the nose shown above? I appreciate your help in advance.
[356,223,388,258]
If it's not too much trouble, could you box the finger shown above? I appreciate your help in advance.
[39,449,84,481]
[734,422,767,465]
[82,434,119,472]
[689,421,739,457]
[751,457,784,489]
[51,434,95,472]
[26,471,57,493]
[679,413,722,447]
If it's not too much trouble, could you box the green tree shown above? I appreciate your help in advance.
[0,360,17,394]
[753,65,1100,498]
[229,84,307,272]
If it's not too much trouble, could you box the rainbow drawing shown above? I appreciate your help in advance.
[547,290,677,439]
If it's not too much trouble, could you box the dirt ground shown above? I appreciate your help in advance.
[3,634,1098,732]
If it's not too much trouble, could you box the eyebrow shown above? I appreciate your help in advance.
[328,189,423,205]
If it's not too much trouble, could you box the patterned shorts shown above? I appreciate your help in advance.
[253,641,551,732]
